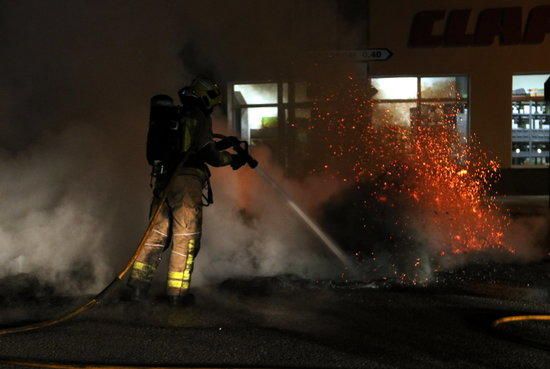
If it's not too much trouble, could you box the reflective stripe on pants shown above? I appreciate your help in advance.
[128,174,204,294]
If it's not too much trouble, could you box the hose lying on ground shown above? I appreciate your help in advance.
[492,314,550,327]
[1,135,547,339]
[0,177,171,336]
[0,136,252,336]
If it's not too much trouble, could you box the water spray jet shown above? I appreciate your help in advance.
[254,166,357,273]
[219,134,357,274]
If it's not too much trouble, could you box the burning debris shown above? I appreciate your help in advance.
[362,123,511,256]
[305,75,513,284]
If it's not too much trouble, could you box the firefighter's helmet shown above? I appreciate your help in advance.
[179,77,222,111]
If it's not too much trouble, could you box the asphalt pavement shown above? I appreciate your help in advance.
[0,268,549,369]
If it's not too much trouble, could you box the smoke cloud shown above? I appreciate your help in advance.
[1,1,545,297]
[0,1,362,294]
[194,128,349,286]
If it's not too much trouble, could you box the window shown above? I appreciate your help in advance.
[370,76,469,138]
[372,77,417,100]
[511,74,549,167]
[230,81,313,173]
[232,83,281,147]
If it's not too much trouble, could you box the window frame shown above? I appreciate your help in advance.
[228,81,313,140]
[510,72,550,169]
[369,74,470,137]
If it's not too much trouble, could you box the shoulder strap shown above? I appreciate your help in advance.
[181,116,198,154]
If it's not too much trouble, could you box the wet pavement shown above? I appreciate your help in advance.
[0,267,549,369]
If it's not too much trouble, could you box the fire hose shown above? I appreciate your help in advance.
[0,172,172,336]
[0,180,179,367]
[0,136,258,338]
[0,139,263,367]
[0,132,355,341]
[0,134,546,368]
[492,314,550,327]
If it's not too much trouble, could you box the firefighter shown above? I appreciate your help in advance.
[127,77,246,305]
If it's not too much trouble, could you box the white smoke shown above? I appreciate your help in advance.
[0,120,343,293]
[195,140,344,285]
[0,0,362,294]
[0,123,147,292]
[10,1,544,296]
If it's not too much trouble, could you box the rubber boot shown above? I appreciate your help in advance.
[130,284,150,302]
[168,293,195,307]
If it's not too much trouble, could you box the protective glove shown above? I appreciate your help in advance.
[215,136,241,151]
[226,136,241,147]
[230,154,247,170]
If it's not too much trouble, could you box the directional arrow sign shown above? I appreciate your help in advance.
[321,48,393,62]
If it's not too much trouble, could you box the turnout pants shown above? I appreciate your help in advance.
[128,173,205,297]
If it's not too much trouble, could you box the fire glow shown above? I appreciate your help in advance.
[363,122,512,256]
[307,76,512,263]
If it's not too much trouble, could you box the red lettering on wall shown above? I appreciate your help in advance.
[474,7,522,45]
[409,6,549,47]
[444,9,473,46]
[409,10,445,47]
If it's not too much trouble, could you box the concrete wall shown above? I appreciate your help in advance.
[368,0,550,169]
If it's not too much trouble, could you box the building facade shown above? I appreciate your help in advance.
[368,0,549,194]
[225,0,549,194]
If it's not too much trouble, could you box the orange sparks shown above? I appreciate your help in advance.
[308,76,512,260]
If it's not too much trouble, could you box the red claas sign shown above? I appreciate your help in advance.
[409,5,550,47]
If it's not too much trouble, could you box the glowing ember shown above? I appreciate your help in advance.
[378,123,512,255]
[305,74,512,274]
